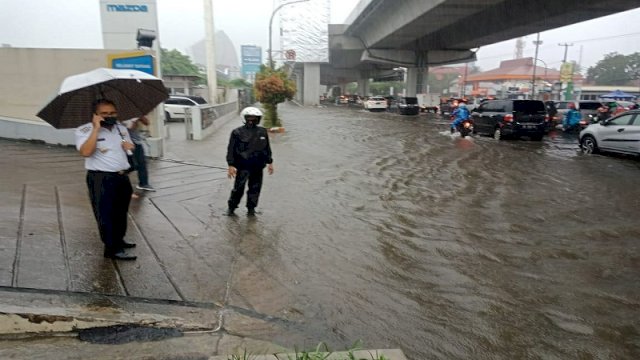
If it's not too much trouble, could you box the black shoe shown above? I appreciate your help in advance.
[121,241,136,248]
[104,251,137,261]
[247,208,257,217]
[450,128,455,134]
[224,208,237,216]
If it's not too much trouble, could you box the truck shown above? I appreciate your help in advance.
[416,93,440,113]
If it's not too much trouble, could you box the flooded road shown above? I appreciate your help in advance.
[242,103,640,359]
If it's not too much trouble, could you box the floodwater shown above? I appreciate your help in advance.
[239,103,640,359]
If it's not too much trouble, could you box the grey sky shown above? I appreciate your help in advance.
[1,1,639,73]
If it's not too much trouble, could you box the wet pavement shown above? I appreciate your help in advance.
[1,102,639,359]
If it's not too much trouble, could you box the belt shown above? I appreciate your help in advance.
[88,169,128,176]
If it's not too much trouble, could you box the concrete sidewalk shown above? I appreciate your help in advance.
[0,108,407,359]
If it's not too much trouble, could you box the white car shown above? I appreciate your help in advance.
[580,110,640,156]
[364,96,388,112]
[164,95,207,121]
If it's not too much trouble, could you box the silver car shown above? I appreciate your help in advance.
[579,110,640,156]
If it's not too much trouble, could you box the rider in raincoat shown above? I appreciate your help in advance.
[450,102,470,134]
[562,102,582,131]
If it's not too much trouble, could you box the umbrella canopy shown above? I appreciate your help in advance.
[37,68,169,129]
[599,89,636,100]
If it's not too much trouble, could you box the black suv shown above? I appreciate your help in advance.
[394,97,420,115]
[470,99,547,141]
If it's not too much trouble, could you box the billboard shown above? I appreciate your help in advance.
[241,45,262,82]
[100,0,159,53]
[279,0,329,63]
[108,51,155,75]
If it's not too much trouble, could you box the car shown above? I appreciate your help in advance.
[364,96,388,111]
[164,95,207,121]
[579,110,640,156]
[336,95,349,104]
[394,97,420,115]
[470,99,547,141]
[439,98,462,115]
[577,100,605,118]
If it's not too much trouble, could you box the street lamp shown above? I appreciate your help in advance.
[268,0,310,69]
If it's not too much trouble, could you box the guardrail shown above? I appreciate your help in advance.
[184,101,238,140]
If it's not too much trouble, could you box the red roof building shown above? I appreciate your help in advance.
[464,57,582,98]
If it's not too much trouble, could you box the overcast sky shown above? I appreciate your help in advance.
[1,1,639,73]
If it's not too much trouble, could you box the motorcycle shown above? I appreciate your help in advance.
[457,118,474,138]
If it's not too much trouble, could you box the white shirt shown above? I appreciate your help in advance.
[75,122,132,172]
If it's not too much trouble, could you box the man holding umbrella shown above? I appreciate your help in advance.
[38,68,169,260]
[75,99,137,260]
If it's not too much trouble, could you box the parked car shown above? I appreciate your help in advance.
[364,96,388,112]
[164,95,207,121]
[579,110,640,156]
[390,97,420,115]
[470,99,547,141]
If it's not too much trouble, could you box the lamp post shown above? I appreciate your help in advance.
[268,0,309,69]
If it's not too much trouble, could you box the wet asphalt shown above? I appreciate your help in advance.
[0,102,639,359]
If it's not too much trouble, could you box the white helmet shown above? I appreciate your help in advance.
[240,107,263,125]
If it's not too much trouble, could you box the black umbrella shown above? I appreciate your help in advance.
[37,68,169,129]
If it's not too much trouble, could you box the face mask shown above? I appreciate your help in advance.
[101,116,118,126]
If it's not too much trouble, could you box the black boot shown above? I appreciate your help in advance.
[247,208,256,217]
[225,207,236,216]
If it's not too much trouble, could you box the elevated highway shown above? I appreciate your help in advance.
[294,0,639,104]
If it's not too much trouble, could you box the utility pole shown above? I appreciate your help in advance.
[204,0,217,104]
[531,33,541,99]
[558,43,574,100]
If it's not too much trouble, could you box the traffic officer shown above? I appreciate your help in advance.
[75,99,137,260]
[225,106,274,216]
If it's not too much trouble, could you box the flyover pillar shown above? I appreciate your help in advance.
[295,70,304,103]
[303,63,321,106]
[357,71,370,96]
[406,67,428,96]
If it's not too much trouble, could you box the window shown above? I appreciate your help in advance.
[513,101,545,113]
[608,114,634,126]
[630,115,640,126]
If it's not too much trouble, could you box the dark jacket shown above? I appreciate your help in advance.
[226,125,273,169]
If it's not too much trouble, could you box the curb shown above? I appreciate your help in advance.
[0,287,219,336]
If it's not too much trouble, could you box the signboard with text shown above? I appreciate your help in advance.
[241,45,262,82]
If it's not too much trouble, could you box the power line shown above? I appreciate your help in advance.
[476,32,640,62]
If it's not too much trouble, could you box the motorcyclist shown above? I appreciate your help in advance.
[450,102,470,134]
[562,102,581,131]
[596,103,610,122]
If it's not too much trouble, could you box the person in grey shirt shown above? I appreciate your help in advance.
[123,115,155,192]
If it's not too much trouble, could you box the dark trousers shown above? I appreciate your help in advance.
[86,171,133,254]
[132,143,148,186]
[228,167,264,210]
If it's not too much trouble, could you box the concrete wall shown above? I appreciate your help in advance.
[303,63,321,106]
[0,47,155,146]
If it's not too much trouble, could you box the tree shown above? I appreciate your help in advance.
[586,52,640,85]
[160,48,203,78]
[253,65,296,128]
